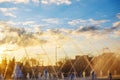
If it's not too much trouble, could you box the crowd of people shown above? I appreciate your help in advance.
[0,70,113,80]
[0,64,113,80]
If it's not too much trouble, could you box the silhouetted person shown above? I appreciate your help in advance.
[91,71,95,80]
[50,73,53,79]
[108,72,112,80]
[69,73,74,80]
[38,72,41,80]
[82,71,86,78]
[44,69,48,80]
[61,72,64,80]
[26,73,30,80]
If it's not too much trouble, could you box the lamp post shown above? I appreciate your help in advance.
[55,46,57,66]
[55,45,60,66]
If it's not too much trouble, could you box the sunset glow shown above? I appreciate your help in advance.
[0,0,119,66]
[0,0,120,80]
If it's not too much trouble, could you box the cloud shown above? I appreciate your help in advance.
[70,26,106,39]
[42,18,59,24]
[0,0,10,3]
[105,21,120,32]
[114,30,120,36]
[0,21,69,47]
[39,0,72,5]
[0,20,16,26]
[0,7,17,18]
[113,21,120,28]
[41,0,49,4]
[0,7,17,12]
[4,12,16,18]
[89,19,109,26]
[0,0,72,5]
[75,26,100,32]
[14,0,29,4]
[0,19,119,48]
[6,21,16,25]
[32,0,39,4]
[112,21,120,36]
[71,21,119,39]
[34,28,68,45]
[68,19,109,26]
[22,21,35,25]
[67,18,112,39]
[68,19,86,26]
[0,0,29,4]
[117,13,120,19]
[0,22,47,47]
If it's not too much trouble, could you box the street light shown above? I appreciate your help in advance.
[55,46,57,66]
[55,45,60,66]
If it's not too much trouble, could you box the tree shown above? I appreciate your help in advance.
[5,57,15,79]
[0,57,7,75]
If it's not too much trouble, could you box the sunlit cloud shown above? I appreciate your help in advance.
[0,0,29,4]
[0,0,10,3]
[0,7,17,12]
[0,19,119,46]
[4,12,16,18]
[0,22,47,47]
[32,0,39,4]
[114,30,120,36]
[68,19,109,26]
[113,21,120,28]
[105,21,120,34]
[6,20,16,25]
[71,26,107,40]
[117,13,120,19]
[22,21,35,25]
[112,21,120,36]
[0,7,17,18]
[14,0,29,4]
[75,26,100,32]
[0,21,69,48]
[65,20,120,40]
[0,20,16,26]
[0,0,72,5]
[40,0,72,5]
[42,18,60,24]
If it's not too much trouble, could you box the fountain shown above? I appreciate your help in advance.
[38,72,41,80]
[1,34,119,80]
[26,73,30,80]
[12,63,23,80]
[0,74,4,80]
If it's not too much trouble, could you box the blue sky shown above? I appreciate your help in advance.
[0,0,120,29]
[0,0,120,64]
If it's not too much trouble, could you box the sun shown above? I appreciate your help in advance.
[0,45,6,63]
[0,45,6,54]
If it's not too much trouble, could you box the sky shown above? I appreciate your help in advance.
[0,0,120,65]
